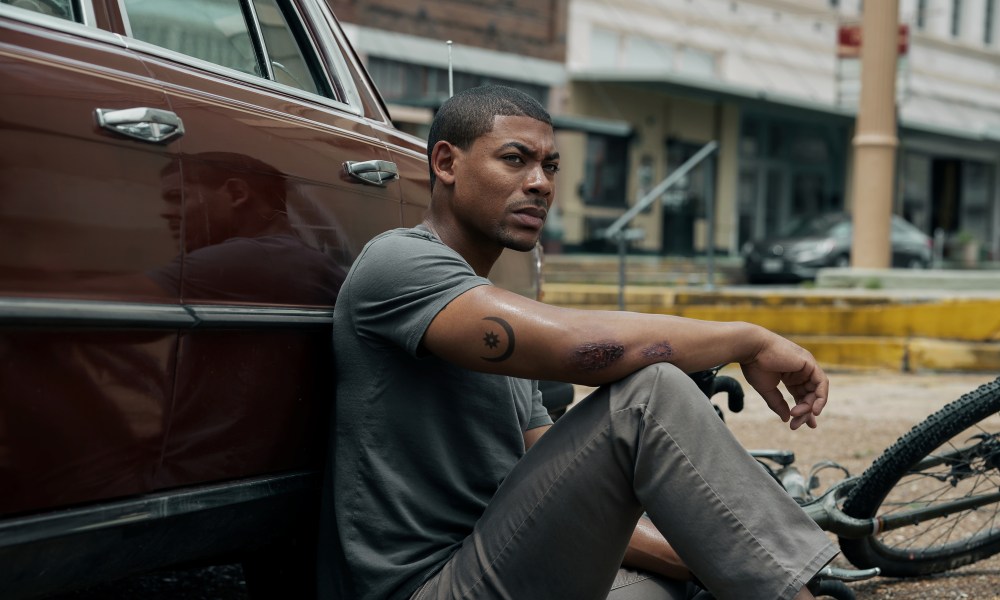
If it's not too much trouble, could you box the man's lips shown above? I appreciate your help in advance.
[511,205,547,229]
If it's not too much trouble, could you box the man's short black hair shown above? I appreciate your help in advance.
[427,84,552,190]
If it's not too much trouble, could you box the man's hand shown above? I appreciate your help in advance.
[739,332,829,430]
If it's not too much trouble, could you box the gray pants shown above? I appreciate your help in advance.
[412,364,837,600]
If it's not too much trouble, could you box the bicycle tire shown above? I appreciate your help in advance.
[839,376,1000,577]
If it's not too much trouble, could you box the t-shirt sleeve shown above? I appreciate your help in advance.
[527,380,553,430]
[345,231,490,356]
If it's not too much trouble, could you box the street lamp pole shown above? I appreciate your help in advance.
[849,0,900,268]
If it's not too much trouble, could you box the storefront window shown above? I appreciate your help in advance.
[737,114,847,245]
[581,134,629,208]
[961,161,993,246]
[663,139,716,255]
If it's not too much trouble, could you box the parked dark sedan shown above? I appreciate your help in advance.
[742,212,933,283]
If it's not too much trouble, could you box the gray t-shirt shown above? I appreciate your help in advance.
[324,225,552,600]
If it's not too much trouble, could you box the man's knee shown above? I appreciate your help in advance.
[607,363,717,420]
[615,363,700,403]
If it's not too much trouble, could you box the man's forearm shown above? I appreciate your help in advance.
[425,285,770,386]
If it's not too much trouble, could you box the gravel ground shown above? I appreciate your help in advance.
[47,370,1000,599]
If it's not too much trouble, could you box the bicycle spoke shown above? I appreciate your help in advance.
[874,428,1000,556]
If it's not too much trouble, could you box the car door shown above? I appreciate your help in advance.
[110,0,402,488]
[0,2,184,513]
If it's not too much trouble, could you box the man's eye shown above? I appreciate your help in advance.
[502,155,524,164]
[544,164,560,173]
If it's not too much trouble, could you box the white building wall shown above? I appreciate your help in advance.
[569,0,840,105]
[569,0,1000,148]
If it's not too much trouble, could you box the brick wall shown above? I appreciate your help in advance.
[329,0,567,62]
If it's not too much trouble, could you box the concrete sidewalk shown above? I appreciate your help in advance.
[539,261,1000,373]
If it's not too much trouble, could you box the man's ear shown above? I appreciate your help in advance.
[223,178,251,207]
[430,141,458,186]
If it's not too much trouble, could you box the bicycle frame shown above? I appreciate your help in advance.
[754,443,1000,541]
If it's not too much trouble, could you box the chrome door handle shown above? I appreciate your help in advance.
[95,107,185,144]
[343,160,399,186]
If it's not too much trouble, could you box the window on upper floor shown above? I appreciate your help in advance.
[589,26,716,78]
[985,0,996,45]
[951,0,963,38]
[916,0,927,30]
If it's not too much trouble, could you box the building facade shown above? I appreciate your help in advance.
[560,0,1000,262]
[333,0,1000,263]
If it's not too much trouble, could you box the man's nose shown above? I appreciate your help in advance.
[524,165,552,197]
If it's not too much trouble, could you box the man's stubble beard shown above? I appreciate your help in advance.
[496,225,541,253]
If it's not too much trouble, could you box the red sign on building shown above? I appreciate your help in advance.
[837,23,909,58]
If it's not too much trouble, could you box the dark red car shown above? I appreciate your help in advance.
[0,1,546,597]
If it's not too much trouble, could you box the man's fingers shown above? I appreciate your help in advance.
[789,412,817,430]
[759,388,791,422]
[810,393,828,417]
[789,400,813,417]
[812,379,830,416]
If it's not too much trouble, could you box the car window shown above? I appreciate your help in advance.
[829,221,851,239]
[780,213,847,238]
[122,0,327,97]
[251,0,322,96]
[891,217,925,242]
[123,0,257,75]
[2,0,78,21]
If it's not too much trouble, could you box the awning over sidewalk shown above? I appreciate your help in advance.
[551,114,632,137]
[571,68,1000,146]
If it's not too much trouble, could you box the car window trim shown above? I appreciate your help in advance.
[303,0,364,115]
[243,0,275,82]
[115,0,360,116]
[121,35,359,115]
[0,1,104,38]
[0,0,98,27]
[257,0,337,101]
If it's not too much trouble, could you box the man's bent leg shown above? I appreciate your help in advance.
[623,365,836,599]
[414,364,836,600]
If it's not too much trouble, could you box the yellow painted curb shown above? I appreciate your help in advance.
[788,336,907,371]
[909,339,1000,372]
[785,336,1000,373]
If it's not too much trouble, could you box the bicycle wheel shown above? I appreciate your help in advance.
[839,376,1000,577]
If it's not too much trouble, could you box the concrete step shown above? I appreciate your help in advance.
[542,253,743,286]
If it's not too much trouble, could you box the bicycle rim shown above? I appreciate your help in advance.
[839,377,1000,577]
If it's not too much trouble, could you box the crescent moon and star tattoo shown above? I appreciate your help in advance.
[481,316,515,362]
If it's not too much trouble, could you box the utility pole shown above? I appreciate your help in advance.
[849,0,900,268]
